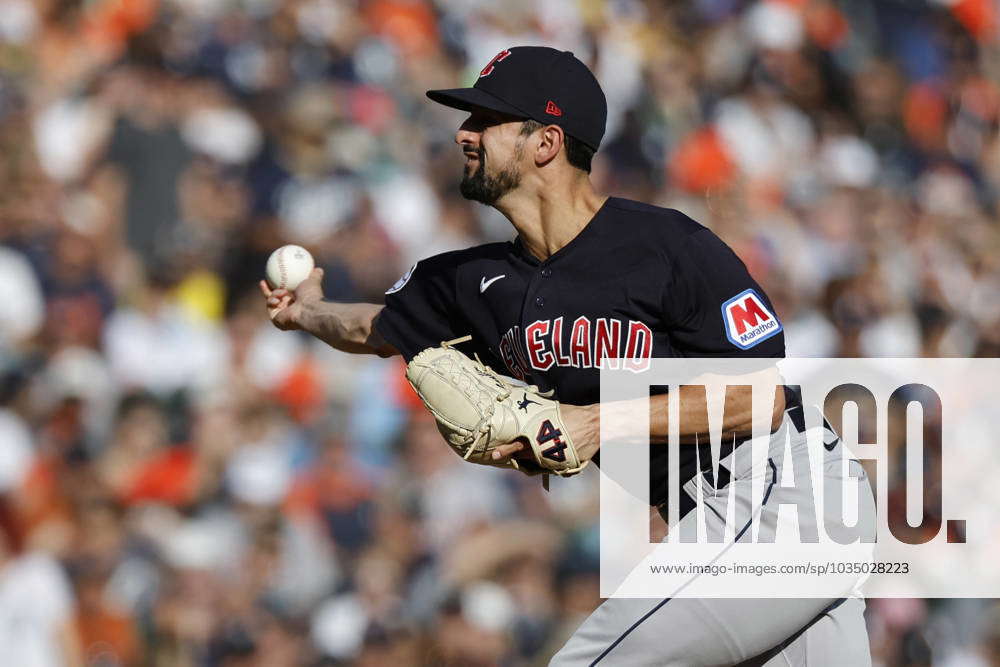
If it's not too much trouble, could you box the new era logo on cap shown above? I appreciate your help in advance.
[545,100,562,116]
[722,289,782,349]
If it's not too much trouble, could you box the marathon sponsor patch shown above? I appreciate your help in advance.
[386,262,417,294]
[721,289,782,349]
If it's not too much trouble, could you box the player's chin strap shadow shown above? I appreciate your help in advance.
[440,334,569,491]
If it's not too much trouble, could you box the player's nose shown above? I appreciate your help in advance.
[455,116,482,146]
[455,125,479,147]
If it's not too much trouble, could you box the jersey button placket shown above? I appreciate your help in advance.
[535,267,551,306]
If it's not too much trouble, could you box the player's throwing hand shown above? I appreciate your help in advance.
[259,267,325,331]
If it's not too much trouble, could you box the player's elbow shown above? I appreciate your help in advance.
[728,383,785,437]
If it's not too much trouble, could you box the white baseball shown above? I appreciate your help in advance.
[265,245,315,290]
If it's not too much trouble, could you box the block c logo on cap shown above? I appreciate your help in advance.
[722,289,782,349]
[480,49,512,77]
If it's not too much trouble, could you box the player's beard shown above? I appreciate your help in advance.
[460,142,522,205]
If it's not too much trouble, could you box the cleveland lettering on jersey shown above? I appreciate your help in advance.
[500,317,652,379]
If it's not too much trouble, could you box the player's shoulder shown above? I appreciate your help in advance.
[605,197,706,236]
[603,197,715,254]
[388,242,509,292]
[416,241,511,271]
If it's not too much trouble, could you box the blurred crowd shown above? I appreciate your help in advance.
[0,0,999,665]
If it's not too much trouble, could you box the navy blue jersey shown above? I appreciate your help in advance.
[375,197,784,504]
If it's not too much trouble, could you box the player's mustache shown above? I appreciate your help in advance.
[464,144,486,165]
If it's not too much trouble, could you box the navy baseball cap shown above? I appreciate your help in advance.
[427,46,608,151]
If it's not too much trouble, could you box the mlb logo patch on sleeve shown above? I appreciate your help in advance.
[386,262,417,294]
[721,289,782,349]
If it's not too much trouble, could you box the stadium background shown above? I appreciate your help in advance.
[0,0,998,664]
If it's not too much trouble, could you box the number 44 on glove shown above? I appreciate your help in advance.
[405,337,589,483]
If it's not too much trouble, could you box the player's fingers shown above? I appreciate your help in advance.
[267,295,293,319]
[268,288,292,305]
[492,441,524,461]
[259,280,272,298]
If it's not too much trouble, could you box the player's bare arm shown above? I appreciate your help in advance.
[493,370,786,464]
[259,269,398,357]
[648,369,787,443]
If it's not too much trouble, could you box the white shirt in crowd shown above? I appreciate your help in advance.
[0,552,75,667]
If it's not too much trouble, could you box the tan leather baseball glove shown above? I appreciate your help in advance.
[405,338,588,478]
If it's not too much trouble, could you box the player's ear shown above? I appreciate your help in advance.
[534,124,564,167]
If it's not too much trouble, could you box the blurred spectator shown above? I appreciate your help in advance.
[0,245,44,347]
[71,558,138,666]
[0,498,82,667]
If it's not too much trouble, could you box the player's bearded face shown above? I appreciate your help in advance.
[460,137,524,205]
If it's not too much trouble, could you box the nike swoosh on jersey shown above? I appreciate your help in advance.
[479,274,506,293]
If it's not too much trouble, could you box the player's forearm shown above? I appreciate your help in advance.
[299,301,398,356]
[565,378,785,457]
[648,385,785,443]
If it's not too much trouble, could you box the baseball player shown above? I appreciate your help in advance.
[262,46,875,666]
